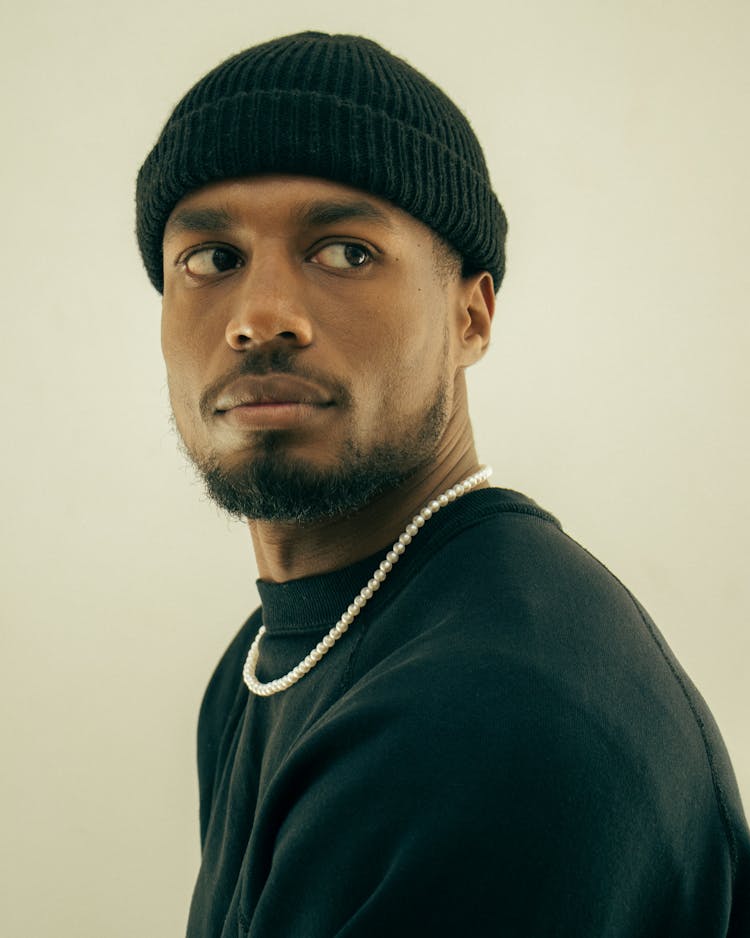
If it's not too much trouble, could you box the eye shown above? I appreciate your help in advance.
[182,245,242,277]
[311,242,372,270]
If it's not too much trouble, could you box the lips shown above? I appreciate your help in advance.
[213,374,334,413]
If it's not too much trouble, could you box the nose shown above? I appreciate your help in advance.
[225,255,314,351]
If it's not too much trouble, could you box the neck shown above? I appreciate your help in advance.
[248,422,486,584]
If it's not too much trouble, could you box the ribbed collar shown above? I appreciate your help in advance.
[255,487,558,634]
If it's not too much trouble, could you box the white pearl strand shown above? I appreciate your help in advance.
[243,466,493,697]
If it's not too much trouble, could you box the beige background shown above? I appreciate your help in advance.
[2,0,748,934]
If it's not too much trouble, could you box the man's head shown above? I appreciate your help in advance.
[136,32,507,294]
[136,33,505,523]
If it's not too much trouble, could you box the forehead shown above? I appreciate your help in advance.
[163,174,428,242]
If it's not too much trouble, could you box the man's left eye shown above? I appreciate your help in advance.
[311,243,372,269]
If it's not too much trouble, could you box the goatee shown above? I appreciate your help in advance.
[181,389,448,524]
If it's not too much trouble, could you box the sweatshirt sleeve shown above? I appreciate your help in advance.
[239,648,739,937]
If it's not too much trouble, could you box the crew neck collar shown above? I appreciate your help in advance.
[255,487,558,634]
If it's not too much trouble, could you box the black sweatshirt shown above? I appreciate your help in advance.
[187,488,750,937]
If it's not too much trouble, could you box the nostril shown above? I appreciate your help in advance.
[278,331,297,340]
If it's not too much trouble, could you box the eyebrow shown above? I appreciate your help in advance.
[163,197,394,240]
[295,199,394,230]
[164,207,237,239]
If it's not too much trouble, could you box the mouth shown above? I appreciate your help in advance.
[213,374,335,429]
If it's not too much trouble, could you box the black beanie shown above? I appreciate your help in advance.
[136,31,507,293]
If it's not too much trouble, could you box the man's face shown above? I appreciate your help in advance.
[161,175,476,522]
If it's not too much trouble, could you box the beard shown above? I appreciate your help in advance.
[176,370,450,524]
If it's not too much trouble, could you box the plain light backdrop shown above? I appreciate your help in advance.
[2,1,748,935]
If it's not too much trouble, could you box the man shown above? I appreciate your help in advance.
[136,32,749,937]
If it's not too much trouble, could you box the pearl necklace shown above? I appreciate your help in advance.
[243,466,493,696]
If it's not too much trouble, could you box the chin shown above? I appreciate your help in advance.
[197,446,416,523]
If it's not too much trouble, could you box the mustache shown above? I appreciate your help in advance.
[199,347,352,420]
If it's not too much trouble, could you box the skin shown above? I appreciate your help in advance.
[161,174,495,583]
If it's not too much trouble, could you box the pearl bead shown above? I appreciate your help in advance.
[242,466,493,696]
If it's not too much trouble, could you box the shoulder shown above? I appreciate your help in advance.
[327,490,738,863]
[278,636,737,934]
[199,610,259,728]
[195,610,259,829]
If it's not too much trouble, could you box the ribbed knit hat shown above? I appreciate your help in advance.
[136,31,507,293]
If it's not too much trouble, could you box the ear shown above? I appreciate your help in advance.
[453,271,495,367]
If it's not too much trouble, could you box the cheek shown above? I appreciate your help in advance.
[385,293,449,379]
[161,294,211,377]
[161,313,187,394]
[160,304,208,425]
[160,294,182,367]
[359,299,449,415]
